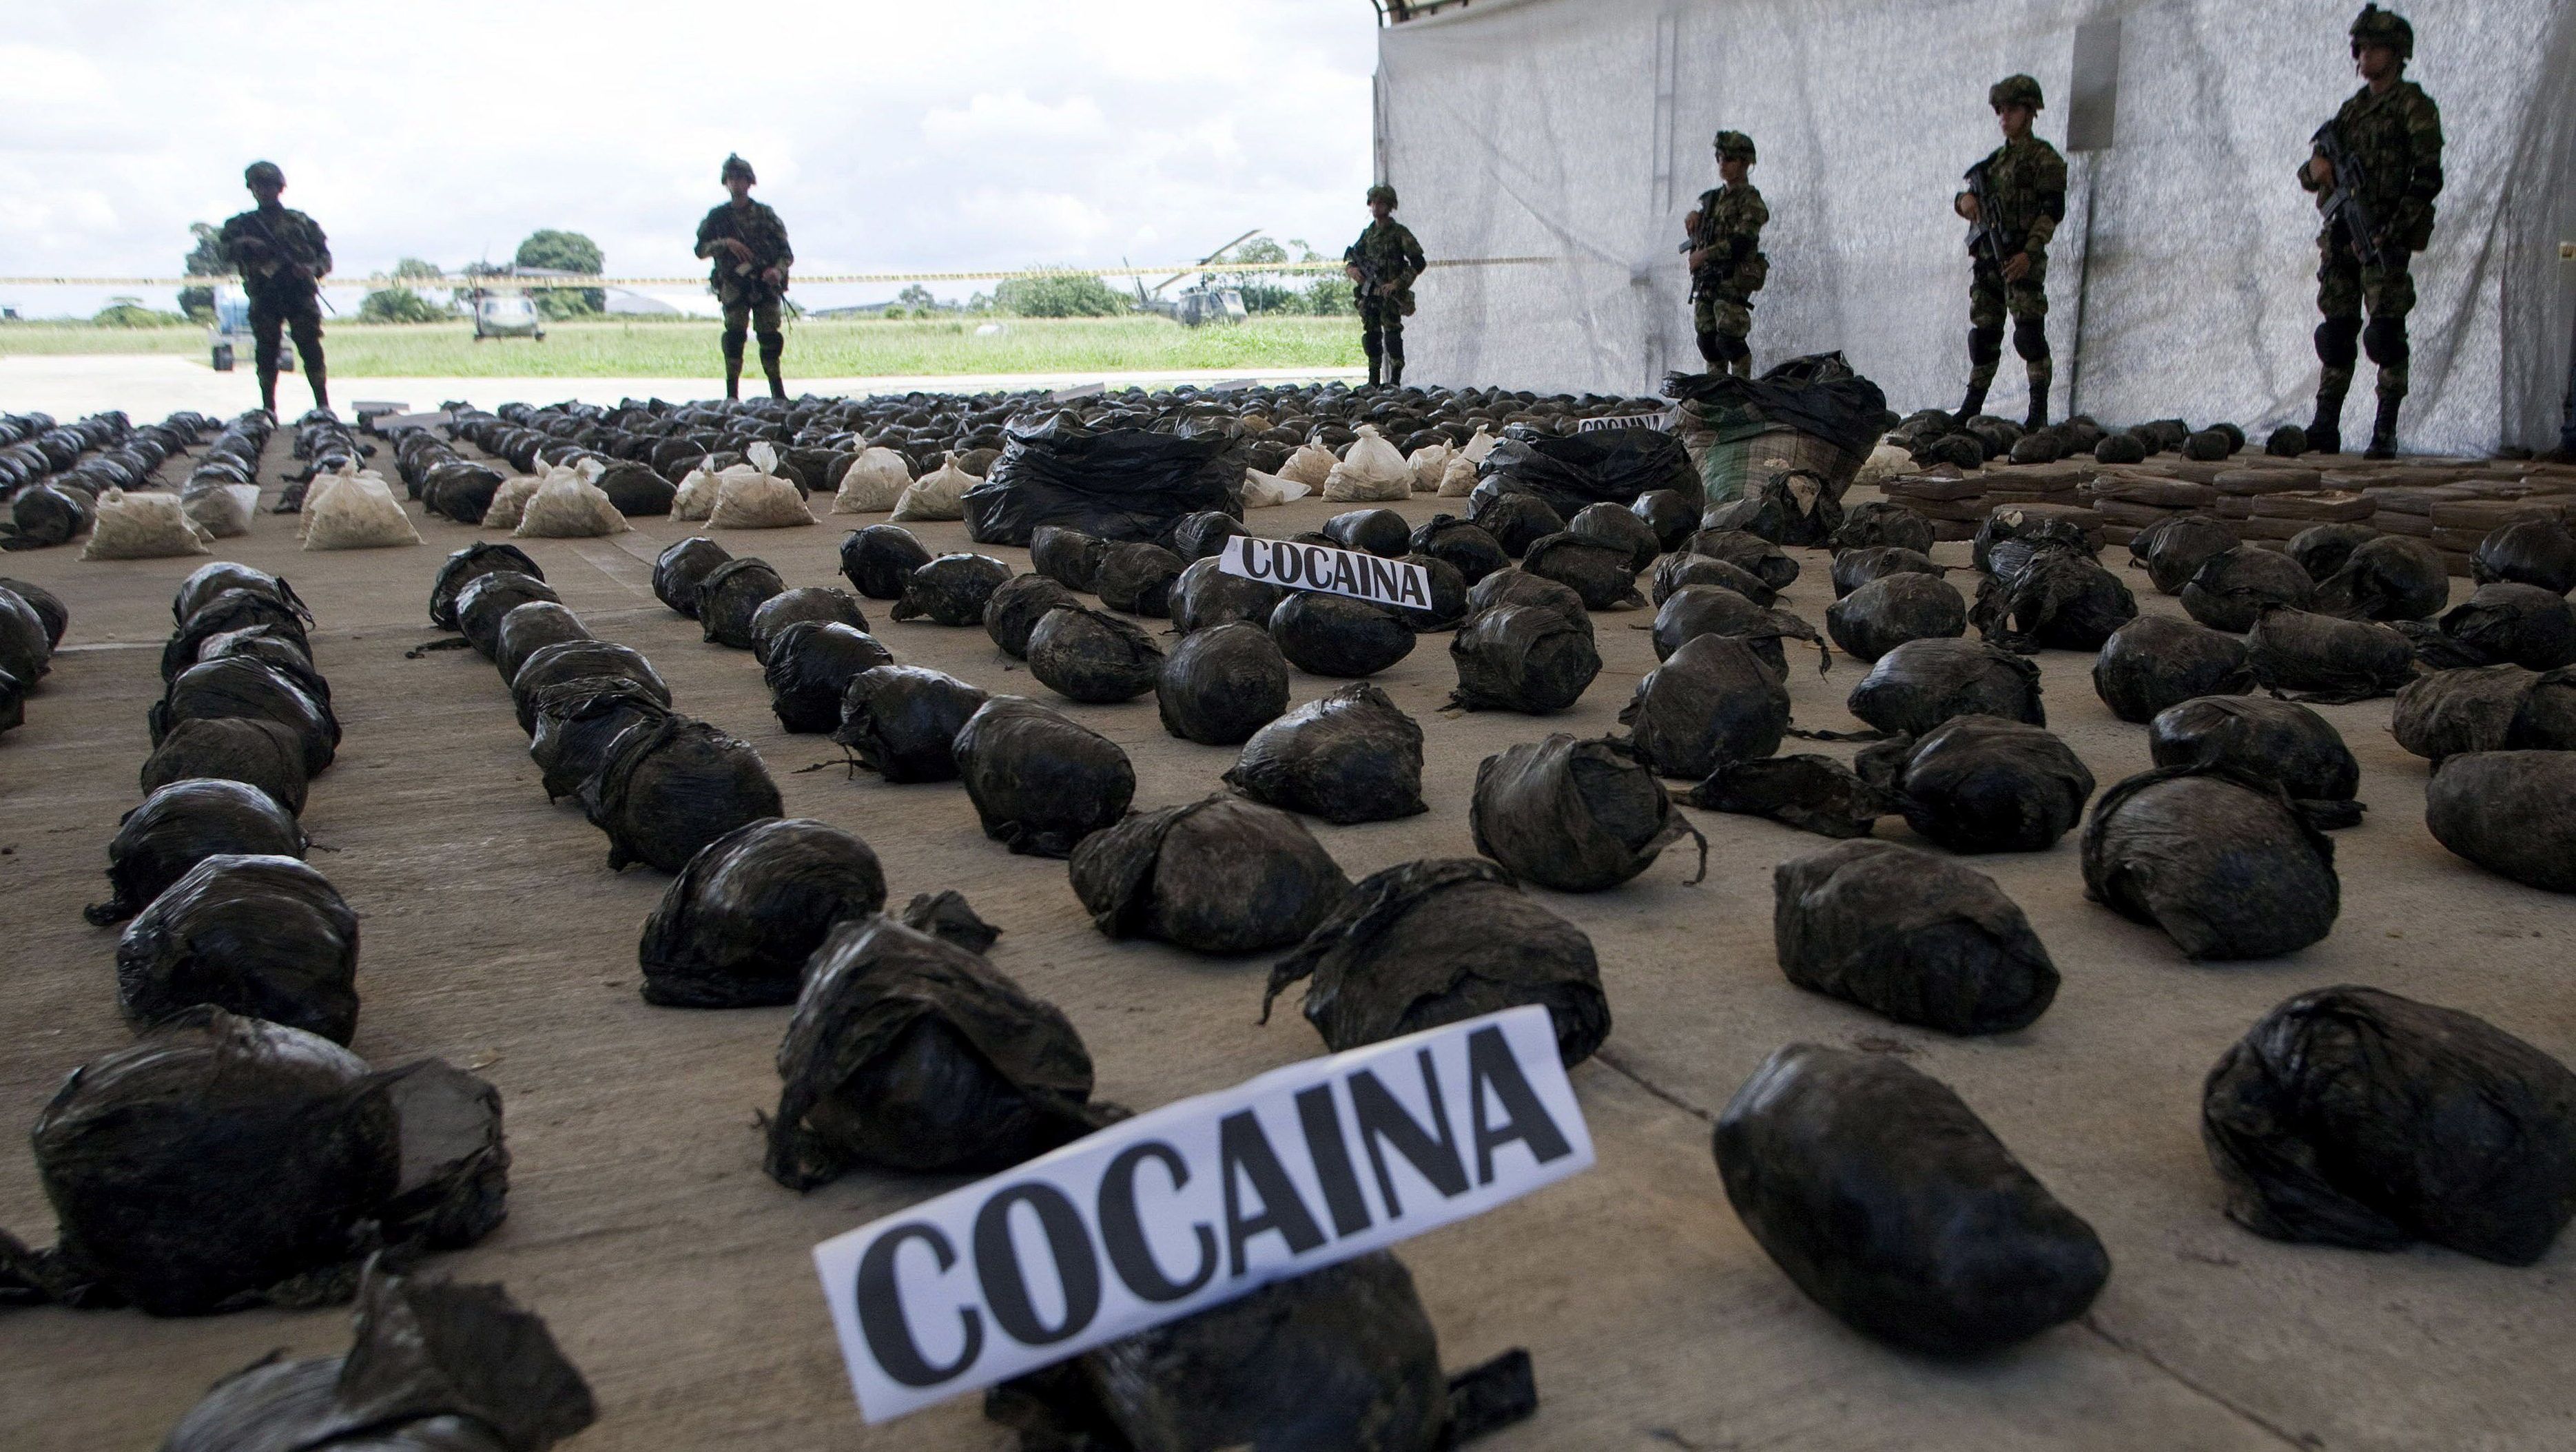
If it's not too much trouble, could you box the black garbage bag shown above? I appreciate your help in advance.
[175,563,299,632]
[2471,517,2576,594]
[1466,490,1564,558]
[422,461,504,522]
[1855,714,2092,853]
[650,536,731,619]
[901,889,1003,953]
[1685,755,1896,838]
[2181,548,2316,632]
[493,602,591,685]
[1567,501,1663,572]
[1621,634,1790,780]
[637,818,886,1008]
[1157,621,1290,745]
[1070,794,1351,953]
[2314,535,2448,622]
[985,1252,1536,1452]
[893,552,1013,626]
[451,573,560,661]
[527,677,669,802]
[1824,572,1968,664]
[835,665,990,782]
[2508,666,2576,749]
[1475,428,1700,519]
[1634,488,1702,552]
[1702,469,1843,547]
[25,1007,400,1316]
[1472,734,1706,891]
[86,778,307,926]
[1651,550,1778,608]
[1465,568,1594,636]
[1392,553,1470,631]
[0,575,71,648]
[1846,638,2043,737]
[1831,501,1936,555]
[748,585,869,664]
[1972,544,2136,653]
[1409,515,1511,585]
[2091,616,2254,723]
[763,621,894,734]
[1448,602,1602,714]
[431,543,542,630]
[954,696,1136,855]
[765,915,1113,1185]
[595,459,674,517]
[1168,508,1248,563]
[1031,524,1112,593]
[985,573,1082,657]
[1095,541,1187,617]
[1651,585,1824,676]
[1326,508,1411,558]
[696,558,785,648]
[1682,528,1800,592]
[838,523,930,601]
[195,626,329,714]
[2082,764,2340,959]
[579,715,783,873]
[2131,514,2240,596]
[508,641,667,734]
[2203,984,2576,1263]
[962,416,1242,546]
[1165,556,1284,635]
[1519,532,1645,610]
[2425,750,2576,892]
[375,1057,509,1253]
[114,854,359,1044]
[1713,1044,2107,1354]
[1269,592,1416,677]
[152,657,337,776]
[1831,546,1942,599]
[2436,583,2576,669]
[159,1264,596,1452]
[1667,352,1888,459]
[2246,605,2415,701]
[1264,857,1609,1065]
[141,716,313,817]
[6,484,87,550]
[163,588,311,683]
[2147,696,2360,819]
[2285,522,2379,583]
[1972,508,2096,574]
[1228,683,1426,824]
[1772,840,2057,1033]
[1029,605,1165,703]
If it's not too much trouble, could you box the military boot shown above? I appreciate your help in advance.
[1953,383,1990,426]
[765,366,787,402]
[2306,393,2345,457]
[723,355,743,402]
[1366,355,1383,389]
[307,368,329,413]
[2364,395,2402,460]
[2023,394,2048,433]
[1386,357,1404,388]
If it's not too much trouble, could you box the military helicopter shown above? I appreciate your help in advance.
[1129,230,1259,328]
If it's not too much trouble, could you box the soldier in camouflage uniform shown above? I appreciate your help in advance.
[218,161,333,416]
[694,154,795,401]
[1952,75,2068,429]
[2300,6,2442,458]
[1343,185,1426,388]
[1684,130,1769,378]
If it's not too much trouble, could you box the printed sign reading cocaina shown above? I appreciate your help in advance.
[1217,534,1434,610]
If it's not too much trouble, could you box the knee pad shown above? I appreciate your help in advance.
[756,329,784,353]
[1968,325,2004,368]
[1361,334,1383,358]
[2013,318,2050,362]
[1716,333,1751,364]
[1696,330,1723,362]
[2363,317,2409,367]
[2314,316,2361,369]
[721,331,748,355]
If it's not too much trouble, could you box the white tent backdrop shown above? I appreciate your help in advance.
[1377,0,2575,454]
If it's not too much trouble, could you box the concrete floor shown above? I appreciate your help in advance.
[2,421,2573,1452]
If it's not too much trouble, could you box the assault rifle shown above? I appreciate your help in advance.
[1343,241,1381,311]
[1961,159,2010,272]
[2310,120,2388,270]
[1680,205,1719,302]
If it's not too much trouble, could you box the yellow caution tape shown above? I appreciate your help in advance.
[0,258,1547,289]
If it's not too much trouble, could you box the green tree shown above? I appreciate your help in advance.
[1302,276,1357,315]
[895,284,937,311]
[513,229,605,315]
[94,295,187,328]
[178,222,226,320]
[993,270,1129,318]
[360,257,455,324]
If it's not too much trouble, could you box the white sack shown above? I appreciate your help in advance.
[1276,443,1339,490]
[1243,469,1313,508]
[889,454,975,522]
[1436,453,1480,497]
[830,446,914,513]
[1408,442,1453,494]
[480,474,544,531]
[515,470,631,538]
[303,473,422,550]
[83,490,212,560]
[1323,425,1412,502]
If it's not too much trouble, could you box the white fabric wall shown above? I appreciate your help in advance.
[1379,0,2575,454]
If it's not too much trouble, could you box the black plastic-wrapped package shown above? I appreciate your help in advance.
[1264,858,1609,1066]
[1567,501,1664,572]
[1226,683,1426,824]
[2082,764,2339,960]
[1096,541,1188,616]
[1972,545,2137,652]
[527,677,669,802]
[747,585,870,664]
[1713,1044,2107,1354]
[985,573,1082,658]
[1651,549,1778,608]
[1473,428,1700,517]
[1845,638,2043,737]
[1157,622,1290,745]
[578,716,783,873]
[1410,515,1510,585]
[2090,616,2254,722]
[1971,507,2096,574]
[1070,794,1350,953]
[152,657,337,776]
[451,573,560,660]
[1621,633,1789,780]
[1164,556,1286,635]
[893,552,1013,625]
[1029,605,1166,703]
[1031,525,1111,593]
[163,588,311,683]
[2181,547,2316,632]
[2435,582,2576,669]
[2147,696,2360,814]
[2245,606,2415,701]
[1773,840,2057,1033]
[507,641,667,734]
[1472,734,1705,891]
[695,557,785,649]
[1168,508,1248,563]
[637,818,887,1008]
[1831,500,1936,554]
[1326,507,1411,558]
[1824,572,1967,664]
[176,563,296,632]
[491,603,592,685]
[2507,667,2576,748]
[954,696,1135,855]
[141,716,312,816]
[962,417,1241,546]
[86,778,307,926]
[2130,514,2240,597]
[1269,592,1416,677]
[0,575,71,647]
[1685,755,1896,838]
[2424,750,2576,892]
[763,621,894,734]
[2469,517,2576,594]
[1635,488,1702,552]
[1830,546,1942,599]
[1447,603,1601,714]
[1466,490,1564,558]
[838,523,930,600]
[2285,522,2378,583]
[1651,585,1822,676]
[650,536,731,618]
[834,665,990,783]
[1680,528,1801,592]
[430,543,542,630]
[2314,535,2449,622]
[114,854,360,1044]
[1465,569,1594,636]
[1855,714,2092,853]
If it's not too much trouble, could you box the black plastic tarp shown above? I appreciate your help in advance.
[961,418,1243,548]
[1665,352,1888,456]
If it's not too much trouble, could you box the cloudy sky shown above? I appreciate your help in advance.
[0,0,1381,317]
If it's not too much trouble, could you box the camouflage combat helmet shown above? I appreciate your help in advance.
[243,160,285,188]
[721,154,757,185]
[2349,4,2413,59]
[1366,184,1399,209]
[1988,74,2045,111]
[1712,130,1758,163]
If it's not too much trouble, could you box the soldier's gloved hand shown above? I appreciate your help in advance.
[761,267,785,287]
[1689,248,1711,271]
[1955,193,1981,222]
[2001,253,2032,282]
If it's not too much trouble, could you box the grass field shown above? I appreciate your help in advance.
[0,315,1363,377]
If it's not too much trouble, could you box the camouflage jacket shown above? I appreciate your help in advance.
[1966,134,2068,260]
[695,200,795,304]
[1689,183,1769,294]
[2302,79,2442,253]
[218,206,332,296]
[1345,219,1425,302]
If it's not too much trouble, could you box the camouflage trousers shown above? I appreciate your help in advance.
[247,288,324,379]
[1693,289,1753,377]
[1967,254,2050,399]
[2315,235,2415,404]
[1359,293,1408,362]
[721,300,785,364]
